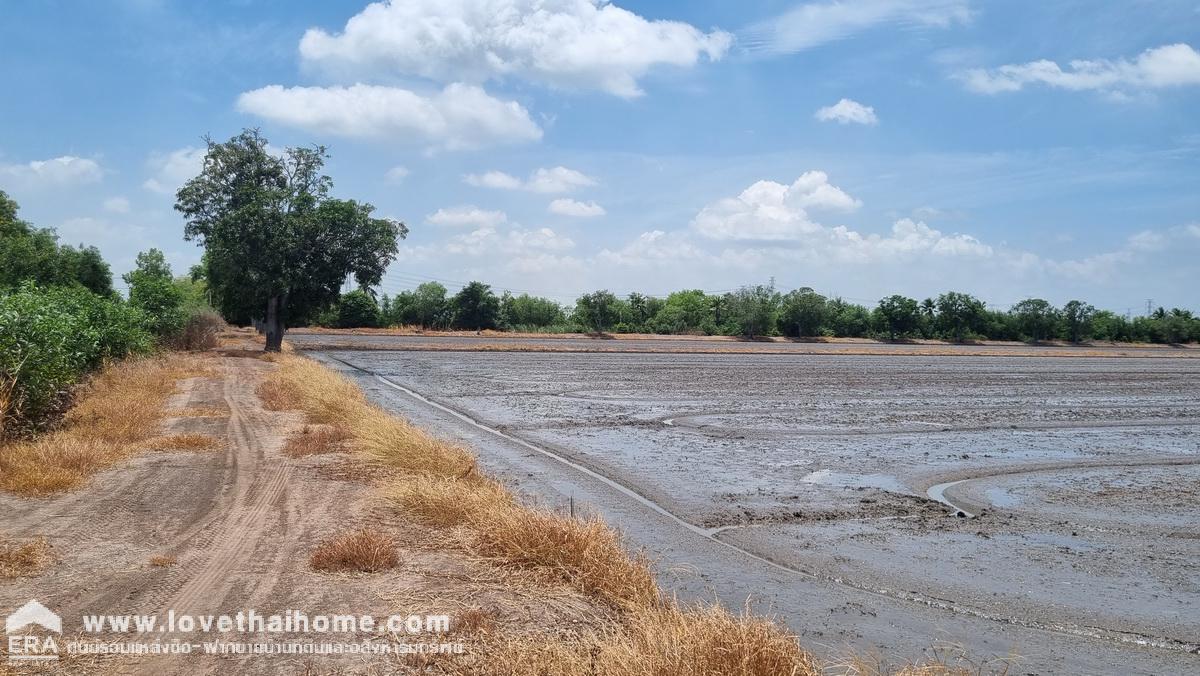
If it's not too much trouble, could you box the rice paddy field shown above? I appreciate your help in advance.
[305,339,1200,675]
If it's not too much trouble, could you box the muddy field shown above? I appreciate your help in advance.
[315,346,1200,674]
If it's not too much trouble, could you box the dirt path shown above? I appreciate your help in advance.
[0,355,605,674]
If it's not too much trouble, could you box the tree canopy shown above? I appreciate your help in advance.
[174,129,405,350]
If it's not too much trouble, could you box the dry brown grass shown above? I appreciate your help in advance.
[282,424,350,457]
[473,508,660,609]
[0,354,212,495]
[149,554,177,567]
[464,603,819,676]
[384,474,514,527]
[259,356,474,476]
[0,537,53,579]
[310,528,399,573]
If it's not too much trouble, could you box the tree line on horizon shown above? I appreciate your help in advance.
[313,281,1199,345]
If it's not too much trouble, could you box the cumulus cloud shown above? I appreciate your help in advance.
[0,155,102,188]
[103,196,131,214]
[143,147,206,194]
[815,98,878,125]
[426,205,508,228]
[741,0,969,55]
[384,166,410,183]
[692,171,861,240]
[549,198,606,217]
[961,43,1200,95]
[446,225,574,256]
[236,83,542,150]
[464,166,596,193]
[299,0,732,98]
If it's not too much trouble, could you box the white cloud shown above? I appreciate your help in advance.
[741,0,969,55]
[463,170,523,190]
[445,225,574,256]
[815,98,878,125]
[961,43,1200,95]
[143,147,206,195]
[236,83,543,150]
[549,198,606,217]
[299,0,732,98]
[384,166,410,183]
[0,155,102,188]
[103,196,131,214]
[464,166,597,193]
[692,171,861,240]
[426,205,508,228]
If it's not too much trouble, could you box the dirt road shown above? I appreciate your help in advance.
[1,355,601,673]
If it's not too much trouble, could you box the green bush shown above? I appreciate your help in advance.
[335,289,381,328]
[0,283,152,434]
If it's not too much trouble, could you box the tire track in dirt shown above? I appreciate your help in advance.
[160,365,295,615]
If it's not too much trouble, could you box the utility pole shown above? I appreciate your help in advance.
[1145,299,1154,317]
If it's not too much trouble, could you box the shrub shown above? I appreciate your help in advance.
[170,309,225,351]
[0,283,152,435]
[335,289,380,328]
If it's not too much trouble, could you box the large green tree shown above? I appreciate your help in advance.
[452,281,500,330]
[935,291,986,342]
[0,189,113,295]
[574,290,621,333]
[725,284,780,338]
[1061,300,1096,343]
[875,295,921,341]
[779,287,827,337]
[175,130,405,351]
[123,249,185,337]
[1012,298,1060,343]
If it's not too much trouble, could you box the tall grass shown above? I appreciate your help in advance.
[0,354,210,495]
[263,355,817,673]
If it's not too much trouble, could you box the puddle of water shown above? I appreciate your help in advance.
[799,469,905,493]
[985,487,1021,508]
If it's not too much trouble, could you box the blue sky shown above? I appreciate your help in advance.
[1,0,1197,312]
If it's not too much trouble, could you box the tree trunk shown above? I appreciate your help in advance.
[264,294,287,352]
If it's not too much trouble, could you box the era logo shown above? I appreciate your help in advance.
[5,600,60,662]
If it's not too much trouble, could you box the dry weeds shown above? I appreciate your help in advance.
[266,354,817,673]
[0,354,212,495]
[283,424,351,457]
[0,537,53,579]
[310,528,399,573]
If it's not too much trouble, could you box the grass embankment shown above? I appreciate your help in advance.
[0,354,214,495]
[262,355,974,675]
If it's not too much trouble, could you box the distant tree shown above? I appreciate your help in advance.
[574,290,620,333]
[175,129,404,351]
[452,281,500,330]
[499,292,564,328]
[1011,298,1060,343]
[123,249,185,337]
[1061,300,1096,343]
[826,298,872,337]
[651,289,713,334]
[874,295,921,340]
[935,291,986,342]
[334,289,381,328]
[779,287,827,337]
[407,282,449,328]
[725,283,780,338]
[0,189,114,295]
